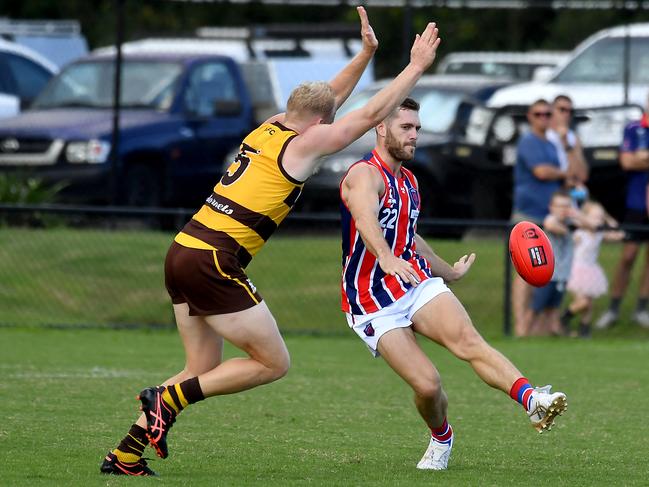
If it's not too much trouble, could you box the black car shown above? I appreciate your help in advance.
[297,75,512,220]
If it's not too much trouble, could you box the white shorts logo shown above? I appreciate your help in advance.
[246,279,257,293]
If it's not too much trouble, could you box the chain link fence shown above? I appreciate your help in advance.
[0,205,516,338]
[4,204,649,339]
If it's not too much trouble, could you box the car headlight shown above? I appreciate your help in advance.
[465,106,495,145]
[65,139,111,164]
[492,115,517,143]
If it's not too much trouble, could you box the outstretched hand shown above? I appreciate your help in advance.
[410,22,441,72]
[357,6,378,52]
[449,253,476,282]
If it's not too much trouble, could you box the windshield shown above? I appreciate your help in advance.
[336,86,466,133]
[554,37,649,84]
[32,59,183,109]
[441,61,549,80]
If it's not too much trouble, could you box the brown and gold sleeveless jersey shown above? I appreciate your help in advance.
[174,121,303,267]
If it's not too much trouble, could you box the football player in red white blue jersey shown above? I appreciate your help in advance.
[340,98,568,471]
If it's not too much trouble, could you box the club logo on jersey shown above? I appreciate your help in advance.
[386,186,397,207]
[409,187,420,209]
[528,246,547,267]
[363,323,375,337]
[523,228,539,239]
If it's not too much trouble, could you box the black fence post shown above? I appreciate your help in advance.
[110,0,125,207]
[503,223,512,337]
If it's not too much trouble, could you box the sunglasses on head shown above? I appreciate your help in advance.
[532,111,552,118]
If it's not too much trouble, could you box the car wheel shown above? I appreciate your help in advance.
[123,164,162,208]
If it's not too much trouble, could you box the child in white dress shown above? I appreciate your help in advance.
[561,201,624,337]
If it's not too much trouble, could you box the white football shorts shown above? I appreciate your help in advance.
[345,276,451,357]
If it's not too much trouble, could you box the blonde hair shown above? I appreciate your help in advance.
[286,81,336,121]
[581,200,606,217]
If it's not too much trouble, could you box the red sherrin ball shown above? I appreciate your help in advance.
[509,221,555,287]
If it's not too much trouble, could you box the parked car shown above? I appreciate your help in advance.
[0,38,58,118]
[488,23,649,110]
[93,31,375,121]
[0,52,256,208]
[298,75,512,221]
[455,23,649,220]
[0,17,88,69]
[436,51,569,81]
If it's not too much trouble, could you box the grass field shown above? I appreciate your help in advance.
[1,327,648,486]
[3,227,649,338]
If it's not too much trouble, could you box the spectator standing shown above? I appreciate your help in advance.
[511,99,567,336]
[547,95,589,206]
[595,103,649,330]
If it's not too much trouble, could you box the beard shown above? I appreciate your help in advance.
[385,130,416,162]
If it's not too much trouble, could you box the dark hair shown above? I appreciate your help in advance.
[384,97,420,123]
[553,94,572,105]
[400,97,420,111]
[528,98,549,112]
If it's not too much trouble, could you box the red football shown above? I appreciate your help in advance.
[509,221,555,287]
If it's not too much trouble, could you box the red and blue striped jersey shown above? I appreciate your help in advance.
[340,150,434,315]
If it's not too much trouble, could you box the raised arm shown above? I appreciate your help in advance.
[262,6,377,126]
[565,137,589,184]
[329,6,378,109]
[341,163,421,287]
[286,22,441,170]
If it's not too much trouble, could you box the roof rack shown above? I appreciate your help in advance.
[0,17,81,37]
[196,24,359,40]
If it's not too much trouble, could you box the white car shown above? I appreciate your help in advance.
[464,23,649,156]
[437,51,569,82]
[488,23,649,110]
[0,38,58,118]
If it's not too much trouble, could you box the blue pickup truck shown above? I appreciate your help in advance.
[0,52,257,207]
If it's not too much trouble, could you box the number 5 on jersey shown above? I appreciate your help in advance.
[221,143,259,186]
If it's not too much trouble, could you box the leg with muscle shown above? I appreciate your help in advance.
[198,300,290,396]
[377,327,453,470]
[139,300,289,458]
[377,327,447,429]
[412,292,566,433]
[104,304,224,473]
[412,292,521,393]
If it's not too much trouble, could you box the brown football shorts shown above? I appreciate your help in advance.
[164,241,262,315]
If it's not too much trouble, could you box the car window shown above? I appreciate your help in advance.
[184,62,239,116]
[418,90,464,133]
[335,90,376,118]
[4,52,53,103]
[33,60,183,109]
[555,37,649,84]
[442,61,547,81]
[0,54,15,94]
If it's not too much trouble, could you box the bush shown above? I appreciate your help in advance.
[0,173,66,204]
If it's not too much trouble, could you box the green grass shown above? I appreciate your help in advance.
[1,327,648,486]
[2,227,649,339]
